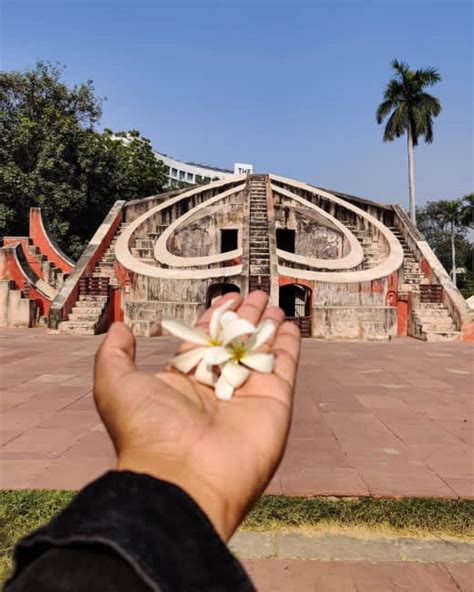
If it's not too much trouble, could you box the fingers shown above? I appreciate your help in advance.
[235,290,269,326]
[272,321,301,388]
[194,291,242,332]
[94,322,137,397]
[259,306,285,346]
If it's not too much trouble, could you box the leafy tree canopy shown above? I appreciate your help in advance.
[0,62,168,258]
[417,194,473,296]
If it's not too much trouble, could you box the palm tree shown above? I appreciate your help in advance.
[376,59,442,225]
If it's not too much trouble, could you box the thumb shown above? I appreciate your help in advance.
[94,322,137,394]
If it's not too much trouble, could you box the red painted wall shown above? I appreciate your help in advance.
[3,237,44,279]
[0,246,52,316]
[29,208,74,273]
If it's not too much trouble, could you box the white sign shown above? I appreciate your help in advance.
[234,162,254,175]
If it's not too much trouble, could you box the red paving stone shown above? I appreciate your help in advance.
[243,560,474,592]
[0,329,473,496]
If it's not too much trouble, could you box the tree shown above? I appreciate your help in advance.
[0,62,167,258]
[376,59,442,225]
[417,195,472,288]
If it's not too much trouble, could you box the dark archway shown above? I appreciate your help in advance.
[206,283,241,308]
[279,284,312,337]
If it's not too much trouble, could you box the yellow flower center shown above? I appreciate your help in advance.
[231,343,247,362]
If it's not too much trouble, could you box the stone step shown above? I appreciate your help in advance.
[58,321,97,335]
[419,303,445,309]
[136,239,154,249]
[419,322,456,332]
[422,330,462,343]
[71,305,103,315]
[68,312,101,322]
[414,310,450,319]
[78,295,108,302]
[250,265,270,274]
[73,301,103,310]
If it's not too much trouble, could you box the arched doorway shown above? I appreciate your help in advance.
[206,283,241,308]
[279,284,312,337]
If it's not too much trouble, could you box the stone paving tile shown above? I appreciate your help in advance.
[244,560,466,592]
[0,459,53,488]
[280,467,369,496]
[28,455,114,489]
[442,563,474,592]
[1,329,473,496]
[0,427,82,459]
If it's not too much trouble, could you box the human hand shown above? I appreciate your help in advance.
[94,290,301,541]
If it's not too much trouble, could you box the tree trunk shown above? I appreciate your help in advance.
[407,123,416,225]
[451,221,457,286]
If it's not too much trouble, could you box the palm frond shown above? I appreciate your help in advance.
[391,59,410,81]
[376,99,395,123]
[383,104,407,142]
[414,67,442,87]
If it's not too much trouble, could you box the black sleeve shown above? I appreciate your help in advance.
[4,471,255,592]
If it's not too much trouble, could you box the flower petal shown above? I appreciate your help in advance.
[215,375,235,401]
[220,318,256,346]
[220,310,238,328]
[161,319,209,345]
[169,347,207,373]
[221,361,251,388]
[241,352,275,373]
[247,320,277,351]
[194,358,217,386]
[209,299,237,342]
[204,346,233,365]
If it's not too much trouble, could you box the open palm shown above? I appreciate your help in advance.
[94,291,301,541]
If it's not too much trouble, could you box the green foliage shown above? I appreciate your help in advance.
[0,62,167,258]
[376,59,442,146]
[417,195,473,294]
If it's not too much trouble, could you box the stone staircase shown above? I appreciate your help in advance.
[248,176,271,294]
[58,294,109,335]
[346,225,385,270]
[131,225,168,264]
[412,302,461,342]
[388,227,426,286]
[91,223,129,285]
[57,223,128,335]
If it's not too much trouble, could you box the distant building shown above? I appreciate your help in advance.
[155,151,253,187]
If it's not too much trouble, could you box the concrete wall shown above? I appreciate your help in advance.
[312,305,397,340]
[0,280,34,328]
[169,204,243,258]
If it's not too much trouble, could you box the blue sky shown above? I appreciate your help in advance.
[1,0,472,208]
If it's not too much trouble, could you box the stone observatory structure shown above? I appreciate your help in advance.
[45,174,473,342]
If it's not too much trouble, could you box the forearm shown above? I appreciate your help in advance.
[5,471,255,592]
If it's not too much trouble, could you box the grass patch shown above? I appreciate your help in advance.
[243,495,474,538]
[1,491,473,581]
[0,490,74,582]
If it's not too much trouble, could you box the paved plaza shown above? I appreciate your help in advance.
[1,328,472,496]
[244,559,473,592]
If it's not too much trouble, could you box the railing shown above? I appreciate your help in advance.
[420,284,443,303]
[48,200,125,330]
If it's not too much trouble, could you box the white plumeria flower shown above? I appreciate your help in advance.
[161,300,276,402]
[161,299,256,386]
[206,319,276,401]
